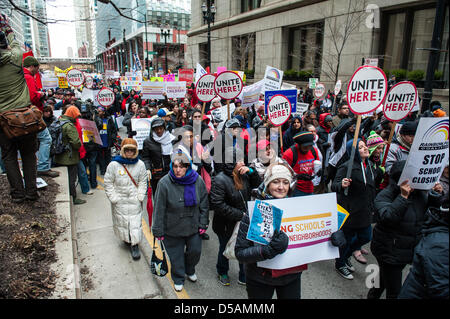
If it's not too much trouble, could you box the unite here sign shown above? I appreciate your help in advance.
[96,88,115,107]
[214,71,243,100]
[383,81,418,122]
[347,65,387,115]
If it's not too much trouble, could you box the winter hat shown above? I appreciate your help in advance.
[157,107,173,117]
[23,56,39,68]
[257,139,271,152]
[400,120,418,136]
[151,117,165,129]
[120,138,138,159]
[263,163,294,189]
[64,106,81,119]
[367,131,385,156]
[293,131,314,146]
[433,109,447,117]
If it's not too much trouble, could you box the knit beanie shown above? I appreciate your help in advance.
[433,109,447,117]
[367,131,385,156]
[263,163,294,189]
[400,120,418,136]
[64,106,81,119]
[23,56,39,68]
[120,138,138,159]
[293,131,314,146]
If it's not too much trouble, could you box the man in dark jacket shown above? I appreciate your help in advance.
[96,106,118,175]
[398,191,448,299]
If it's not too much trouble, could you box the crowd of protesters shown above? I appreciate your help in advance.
[1,15,448,300]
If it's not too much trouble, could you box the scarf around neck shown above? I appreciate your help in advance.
[112,155,139,165]
[397,134,411,151]
[152,131,175,155]
[169,168,199,207]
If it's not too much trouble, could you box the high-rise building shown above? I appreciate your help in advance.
[74,0,95,57]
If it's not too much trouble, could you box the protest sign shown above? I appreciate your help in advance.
[41,76,58,90]
[239,80,264,108]
[114,115,124,129]
[195,74,216,103]
[96,88,115,107]
[217,66,227,75]
[266,94,291,127]
[309,78,319,89]
[214,71,243,120]
[264,89,297,114]
[120,79,142,91]
[195,63,207,84]
[141,81,165,99]
[398,117,449,190]
[295,103,309,117]
[105,70,115,79]
[162,74,176,82]
[247,200,283,245]
[314,83,326,98]
[58,77,68,89]
[334,80,342,95]
[84,75,94,89]
[131,118,153,150]
[337,205,349,230]
[178,69,194,86]
[165,81,187,99]
[383,81,417,122]
[264,66,283,91]
[253,193,339,269]
[81,88,95,102]
[78,119,102,145]
[347,65,387,115]
[66,69,84,87]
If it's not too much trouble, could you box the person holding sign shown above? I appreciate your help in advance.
[331,138,376,280]
[369,160,444,299]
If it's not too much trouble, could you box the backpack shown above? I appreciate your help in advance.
[48,119,71,156]
[289,144,318,168]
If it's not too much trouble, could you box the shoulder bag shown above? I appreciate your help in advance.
[0,105,46,139]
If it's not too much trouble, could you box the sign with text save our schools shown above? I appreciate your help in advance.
[398,117,449,190]
[252,193,339,270]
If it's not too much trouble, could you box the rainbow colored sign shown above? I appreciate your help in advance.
[264,66,284,92]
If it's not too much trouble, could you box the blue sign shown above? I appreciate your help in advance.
[265,89,297,114]
[247,200,283,245]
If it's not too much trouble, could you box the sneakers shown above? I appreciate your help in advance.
[130,244,140,260]
[12,197,25,204]
[336,266,354,280]
[83,190,94,195]
[187,274,197,282]
[37,170,60,178]
[73,198,87,205]
[237,279,246,286]
[174,284,183,292]
[218,274,230,286]
[345,259,355,272]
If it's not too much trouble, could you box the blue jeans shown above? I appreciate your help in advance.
[335,225,372,269]
[84,150,98,189]
[78,160,90,194]
[216,232,245,282]
[0,148,5,173]
[36,128,52,172]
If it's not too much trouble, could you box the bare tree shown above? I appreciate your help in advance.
[231,33,256,72]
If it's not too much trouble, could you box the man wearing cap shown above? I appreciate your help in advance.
[282,131,321,197]
[0,15,40,202]
[157,107,175,133]
[385,120,418,174]
[23,55,60,178]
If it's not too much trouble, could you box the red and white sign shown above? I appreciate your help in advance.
[347,65,387,115]
[214,71,243,100]
[66,69,85,87]
[84,75,94,89]
[267,94,291,127]
[383,81,418,122]
[334,80,342,95]
[195,74,217,102]
[96,87,115,107]
[314,83,326,98]
[178,69,194,86]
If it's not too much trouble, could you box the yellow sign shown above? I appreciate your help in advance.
[58,77,68,88]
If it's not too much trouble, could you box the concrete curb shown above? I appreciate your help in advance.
[49,166,80,299]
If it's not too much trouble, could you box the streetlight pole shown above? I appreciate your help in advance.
[123,29,127,72]
[160,28,171,74]
[201,1,216,71]
[144,11,150,78]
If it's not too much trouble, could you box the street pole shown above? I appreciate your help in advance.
[207,0,211,71]
[145,12,149,78]
[123,29,127,73]
[421,0,445,113]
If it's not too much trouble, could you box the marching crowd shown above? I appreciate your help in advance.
[1,17,448,300]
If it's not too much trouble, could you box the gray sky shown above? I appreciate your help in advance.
[46,0,76,58]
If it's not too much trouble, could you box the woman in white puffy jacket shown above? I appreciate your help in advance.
[104,138,148,260]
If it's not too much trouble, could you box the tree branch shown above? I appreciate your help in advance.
[7,0,47,25]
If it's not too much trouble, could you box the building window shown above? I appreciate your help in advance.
[231,33,256,73]
[199,42,208,67]
[241,0,262,13]
[287,22,324,77]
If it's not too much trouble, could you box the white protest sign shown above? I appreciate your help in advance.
[84,75,94,89]
[165,81,186,99]
[267,94,291,127]
[141,81,165,100]
[347,65,387,115]
[334,80,342,95]
[239,80,264,108]
[314,83,326,98]
[264,66,283,91]
[398,117,449,190]
[78,119,103,145]
[210,103,236,125]
[295,103,309,116]
[383,81,418,122]
[80,88,95,102]
[131,118,153,150]
[96,88,115,107]
[66,69,85,87]
[41,76,58,90]
[195,74,216,102]
[254,193,339,269]
[214,71,243,100]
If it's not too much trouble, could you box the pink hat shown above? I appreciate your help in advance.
[257,139,270,152]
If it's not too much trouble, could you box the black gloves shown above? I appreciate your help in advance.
[330,230,346,248]
[261,230,289,260]
[297,173,314,181]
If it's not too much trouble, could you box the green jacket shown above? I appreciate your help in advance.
[55,115,81,166]
[0,33,32,112]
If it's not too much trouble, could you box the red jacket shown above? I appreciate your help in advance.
[282,144,319,194]
[23,68,44,111]
[75,119,87,160]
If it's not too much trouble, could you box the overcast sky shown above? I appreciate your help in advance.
[46,0,77,58]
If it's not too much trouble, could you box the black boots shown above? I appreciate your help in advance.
[131,244,140,260]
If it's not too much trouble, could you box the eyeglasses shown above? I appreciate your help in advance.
[193,115,202,119]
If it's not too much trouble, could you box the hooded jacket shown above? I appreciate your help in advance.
[141,123,172,180]
[317,112,332,158]
[23,67,44,111]
[0,32,32,112]
[282,115,302,150]
[54,115,82,166]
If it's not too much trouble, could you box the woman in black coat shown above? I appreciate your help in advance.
[368,161,443,299]
[210,147,261,286]
[331,138,376,280]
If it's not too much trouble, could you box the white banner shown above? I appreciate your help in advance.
[398,117,449,190]
[131,118,153,150]
[239,80,264,108]
[141,81,165,100]
[42,76,59,90]
[264,66,283,91]
[165,81,187,99]
[195,63,207,84]
[254,193,339,270]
